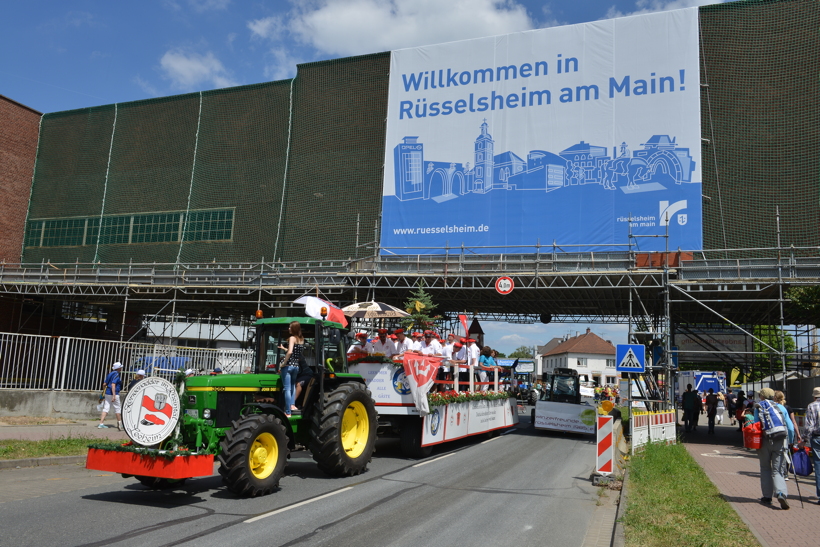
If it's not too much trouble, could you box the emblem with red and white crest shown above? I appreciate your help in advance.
[122,377,181,446]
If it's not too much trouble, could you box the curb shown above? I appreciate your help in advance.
[611,466,628,547]
[0,455,87,470]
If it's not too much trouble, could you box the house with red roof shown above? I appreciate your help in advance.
[541,328,618,386]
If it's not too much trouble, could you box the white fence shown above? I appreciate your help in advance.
[0,332,253,392]
[630,410,677,454]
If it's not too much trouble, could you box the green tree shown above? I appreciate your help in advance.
[750,325,796,382]
[787,286,820,325]
[494,351,507,358]
[509,345,535,359]
[402,281,441,332]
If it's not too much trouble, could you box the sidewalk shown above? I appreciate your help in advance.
[681,418,817,547]
[0,419,129,441]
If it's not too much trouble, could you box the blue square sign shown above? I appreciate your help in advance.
[616,344,645,373]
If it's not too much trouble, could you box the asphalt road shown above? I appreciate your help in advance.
[0,413,600,547]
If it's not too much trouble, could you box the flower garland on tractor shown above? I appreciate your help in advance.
[427,390,510,408]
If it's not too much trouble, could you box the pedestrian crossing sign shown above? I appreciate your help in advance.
[616,344,645,373]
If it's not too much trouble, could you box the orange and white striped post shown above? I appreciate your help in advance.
[596,415,614,475]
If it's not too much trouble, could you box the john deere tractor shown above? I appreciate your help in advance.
[176,316,377,497]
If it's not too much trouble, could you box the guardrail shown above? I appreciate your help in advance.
[0,332,252,391]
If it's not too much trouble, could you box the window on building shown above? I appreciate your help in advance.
[606,359,615,368]
[25,208,234,248]
[577,357,587,367]
[606,376,616,384]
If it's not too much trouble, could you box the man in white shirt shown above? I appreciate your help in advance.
[410,331,423,351]
[452,341,467,390]
[419,330,443,356]
[393,328,413,356]
[347,332,369,356]
[366,328,395,357]
[466,338,480,390]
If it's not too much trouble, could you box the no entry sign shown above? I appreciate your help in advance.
[495,276,514,295]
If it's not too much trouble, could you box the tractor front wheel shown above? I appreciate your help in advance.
[309,382,377,477]
[218,414,289,497]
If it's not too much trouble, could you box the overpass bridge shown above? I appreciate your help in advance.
[1,246,817,335]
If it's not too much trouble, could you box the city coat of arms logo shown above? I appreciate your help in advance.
[122,377,181,446]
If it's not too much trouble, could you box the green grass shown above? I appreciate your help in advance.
[0,436,97,460]
[623,442,759,547]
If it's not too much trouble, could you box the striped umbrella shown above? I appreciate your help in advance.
[341,301,410,318]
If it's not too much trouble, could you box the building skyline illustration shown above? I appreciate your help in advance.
[392,121,696,202]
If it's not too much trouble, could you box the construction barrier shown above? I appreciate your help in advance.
[631,410,677,454]
[596,416,614,475]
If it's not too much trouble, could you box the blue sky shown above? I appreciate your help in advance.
[1,0,732,354]
[1,0,732,114]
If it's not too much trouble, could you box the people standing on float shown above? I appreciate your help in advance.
[366,328,395,357]
[410,331,423,351]
[393,328,413,356]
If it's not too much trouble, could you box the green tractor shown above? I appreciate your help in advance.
[176,316,377,497]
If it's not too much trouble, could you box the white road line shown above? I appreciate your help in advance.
[412,453,456,468]
[244,487,354,523]
[480,436,500,444]
[502,428,516,435]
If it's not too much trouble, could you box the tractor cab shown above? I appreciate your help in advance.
[252,317,348,374]
[541,367,581,405]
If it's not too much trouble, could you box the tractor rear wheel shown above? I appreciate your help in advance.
[218,414,289,497]
[309,382,377,476]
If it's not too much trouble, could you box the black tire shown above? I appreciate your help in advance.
[135,476,186,489]
[217,414,289,497]
[309,382,378,477]
[399,418,433,459]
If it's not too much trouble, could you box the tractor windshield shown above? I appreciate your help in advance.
[255,323,347,373]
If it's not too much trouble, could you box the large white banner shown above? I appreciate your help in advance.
[382,8,701,253]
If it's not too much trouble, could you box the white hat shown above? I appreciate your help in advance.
[112,362,122,370]
[136,369,146,376]
[185,369,194,375]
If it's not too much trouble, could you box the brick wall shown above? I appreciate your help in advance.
[0,95,41,262]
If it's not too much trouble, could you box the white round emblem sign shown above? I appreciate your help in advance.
[122,377,181,446]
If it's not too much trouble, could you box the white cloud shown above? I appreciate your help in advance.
[248,16,284,40]
[263,47,301,81]
[282,0,535,57]
[159,49,239,90]
[605,0,729,19]
[133,75,160,97]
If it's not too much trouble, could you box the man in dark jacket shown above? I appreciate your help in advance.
[681,384,701,433]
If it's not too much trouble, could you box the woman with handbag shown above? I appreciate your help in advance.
[277,321,304,417]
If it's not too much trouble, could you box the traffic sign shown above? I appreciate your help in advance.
[495,276,514,295]
[616,344,645,373]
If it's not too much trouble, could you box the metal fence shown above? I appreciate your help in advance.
[0,332,252,391]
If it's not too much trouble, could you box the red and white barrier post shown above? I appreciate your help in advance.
[596,415,614,476]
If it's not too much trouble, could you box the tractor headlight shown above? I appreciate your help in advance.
[203,409,212,419]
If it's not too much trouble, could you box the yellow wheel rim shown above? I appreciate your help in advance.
[341,400,369,459]
[249,431,278,480]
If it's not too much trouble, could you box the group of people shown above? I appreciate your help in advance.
[348,328,502,391]
[593,385,621,404]
[680,383,820,509]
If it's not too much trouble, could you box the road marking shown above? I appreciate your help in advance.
[412,453,455,468]
[480,436,501,445]
[244,487,353,523]
[502,428,516,435]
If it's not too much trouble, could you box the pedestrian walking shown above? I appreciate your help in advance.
[726,389,737,426]
[800,387,820,504]
[681,384,699,432]
[751,387,795,509]
[716,391,726,426]
[705,388,718,434]
[98,362,123,430]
